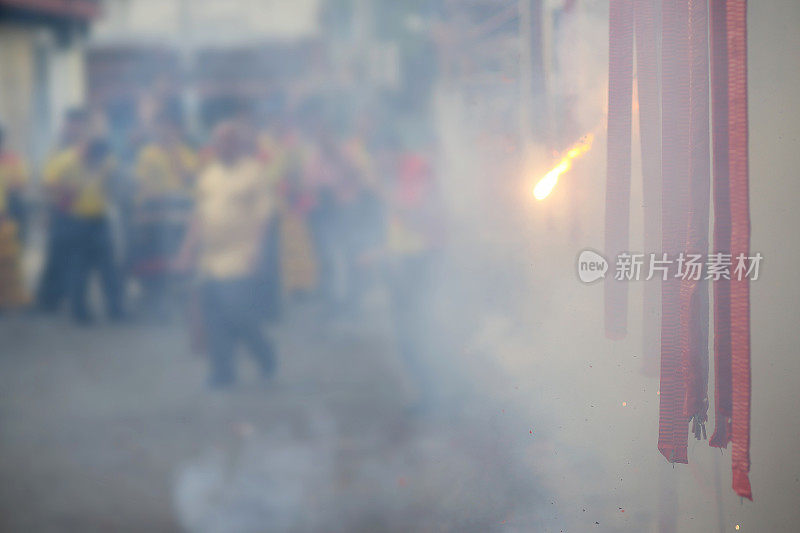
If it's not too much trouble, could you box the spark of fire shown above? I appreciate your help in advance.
[532,133,594,201]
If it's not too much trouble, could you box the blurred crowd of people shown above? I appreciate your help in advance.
[0,101,445,400]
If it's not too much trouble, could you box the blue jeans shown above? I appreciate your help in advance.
[37,212,78,311]
[202,277,277,386]
[69,217,123,321]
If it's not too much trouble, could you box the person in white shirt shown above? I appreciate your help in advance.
[176,122,276,388]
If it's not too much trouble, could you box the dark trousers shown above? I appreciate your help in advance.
[36,212,78,311]
[69,217,123,321]
[254,214,283,323]
[131,205,191,316]
[202,277,276,386]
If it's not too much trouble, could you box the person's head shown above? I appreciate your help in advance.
[212,121,250,166]
[83,138,111,171]
[62,108,91,147]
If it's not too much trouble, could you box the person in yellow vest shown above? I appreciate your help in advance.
[133,111,198,316]
[260,127,318,299]
[62,139,124,323]
[36,108,91,312]
[135,113,198,201]
[0,215,28,310]
[305,129,347,311]
[0,125,29,310]
[0,125,30,243]
[339,134,384,313]
[175,122,277,388]
[384,149,445,412]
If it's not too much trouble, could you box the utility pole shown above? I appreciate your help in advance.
[518,0,533,154]
[177,0,199,136]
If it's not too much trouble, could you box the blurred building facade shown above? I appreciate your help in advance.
[0,0,100,164]
[87,0,327,139]
[85,0,429,142]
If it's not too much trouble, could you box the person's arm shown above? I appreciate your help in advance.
[174,166,204,273]
[42,151,76,208]
[246,167,279,273]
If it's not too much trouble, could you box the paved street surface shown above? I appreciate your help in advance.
[0,211,764,533]
[1,244,768,533]
[0,293,599,533]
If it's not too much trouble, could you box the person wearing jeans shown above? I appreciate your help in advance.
[385,150,445,412]
[37,108,91,312]
[69,217,123,322]
[65,139,124,323]
[201,278,276,385]
[176,122,277,388]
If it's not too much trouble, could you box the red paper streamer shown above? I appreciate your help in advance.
[604,1,751,497]
[680,0,711,439]
[634,0,662,377]
[658,0,691,464]
[604,0,634,341]
[726,0,752,501]
[707,0,752,500]
[708,0,733,451]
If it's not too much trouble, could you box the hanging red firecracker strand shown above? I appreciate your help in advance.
[633,0,663,377]
[604,0,634,342]
[708,0,734,452]
[680,0,711,443]
[725,0,752,501]
[658,0,692,465]
[605,0,752,500]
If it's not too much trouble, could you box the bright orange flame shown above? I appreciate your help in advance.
[533,133,594,200]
